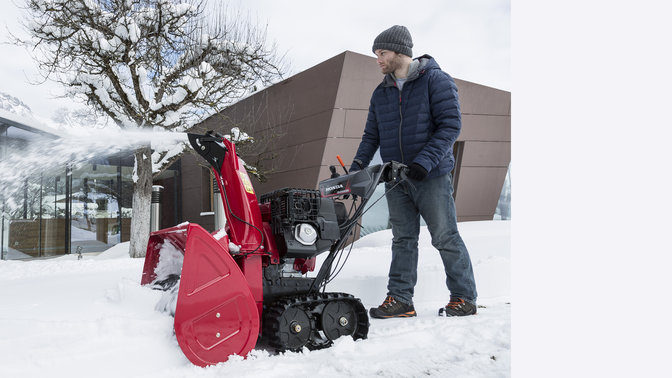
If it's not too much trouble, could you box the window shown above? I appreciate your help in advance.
[451,141,465,200]
[0,144,135,259]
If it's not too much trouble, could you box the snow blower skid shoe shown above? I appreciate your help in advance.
[141,223,259,367]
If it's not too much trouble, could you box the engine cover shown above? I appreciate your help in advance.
[260,188,342,258]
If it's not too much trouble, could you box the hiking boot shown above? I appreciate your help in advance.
[438,297,477,317]
[369,295,417,319]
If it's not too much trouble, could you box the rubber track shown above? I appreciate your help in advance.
[261,292,369,351]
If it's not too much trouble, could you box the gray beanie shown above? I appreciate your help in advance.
[372,25,413,57]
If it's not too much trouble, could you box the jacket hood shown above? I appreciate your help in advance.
[382,54,440,87]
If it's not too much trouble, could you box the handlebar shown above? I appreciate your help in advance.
[318,161,408,200]
[379,161,409,184]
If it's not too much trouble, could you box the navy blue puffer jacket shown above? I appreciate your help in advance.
[352,55,461,179]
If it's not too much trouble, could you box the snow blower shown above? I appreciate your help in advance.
[141,131,408,366]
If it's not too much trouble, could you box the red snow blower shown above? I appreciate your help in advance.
[141,131,408,366]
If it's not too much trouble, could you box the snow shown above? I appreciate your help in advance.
[0,220,510,377]
[0,92,33,118]
[213,227,227,240]
[153,241,184,282]
[0,122,189,210]
[0,108,60,137]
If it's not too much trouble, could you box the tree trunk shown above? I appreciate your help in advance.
[129,145,153,258]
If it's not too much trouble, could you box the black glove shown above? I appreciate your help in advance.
[350,160,363,173]
[407,163,428,181]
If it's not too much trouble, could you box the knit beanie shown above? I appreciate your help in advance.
[372,25,413,57]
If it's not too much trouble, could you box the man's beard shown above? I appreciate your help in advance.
[381,55,402,74]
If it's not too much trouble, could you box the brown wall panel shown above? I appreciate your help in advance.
[455,79,511,116]
[327,108,347,138]
[326,108,376,140]
[460,141,511,167]
[454,167,508,218]
[334,52,382,109]
[343,109,370,138]
[322,137,362,168]
[260,138,328,174]
[459,114,511,142]
[264,111,334,151]
[197,92,297,136]
[202,53,347,137]
[257,167,320,194]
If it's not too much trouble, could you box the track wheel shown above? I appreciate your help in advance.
[320,300,357,341]
[277,307,312,351]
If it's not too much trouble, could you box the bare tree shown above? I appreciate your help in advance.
[15,0,285,257]
[189,90,294,183]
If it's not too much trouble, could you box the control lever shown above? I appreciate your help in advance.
[381,161,409,183]
[336,155,349,175]
[329,165,340,178]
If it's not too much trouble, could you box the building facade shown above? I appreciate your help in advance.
[180,51,511,231]
[0,112,137,259]
[1,51,510,259]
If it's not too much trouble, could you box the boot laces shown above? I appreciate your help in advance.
[381,296,396,308]
[446,298,465,309]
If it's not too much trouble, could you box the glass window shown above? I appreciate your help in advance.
[0,124,135,259]
[70,162,132,254]
[39,173,67,257]
[3,175,44,258]
[494,163,511,220]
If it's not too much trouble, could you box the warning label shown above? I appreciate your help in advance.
[238,171,255,194]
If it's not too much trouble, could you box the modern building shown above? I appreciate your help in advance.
[180,51,511,233]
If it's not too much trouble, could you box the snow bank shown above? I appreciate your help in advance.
[0,221,510,377]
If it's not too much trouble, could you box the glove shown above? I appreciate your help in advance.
[350,159,363,173]
[407,163,428,181]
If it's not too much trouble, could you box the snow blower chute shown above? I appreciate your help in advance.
[141,131,408,366]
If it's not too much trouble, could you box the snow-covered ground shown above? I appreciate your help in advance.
[0,220,510,378]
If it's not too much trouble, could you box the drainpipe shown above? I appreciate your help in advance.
[150,185,164,232]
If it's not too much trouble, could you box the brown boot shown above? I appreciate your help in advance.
[369,296,417,319]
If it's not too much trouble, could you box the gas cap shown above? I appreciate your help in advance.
[295,223,318,246]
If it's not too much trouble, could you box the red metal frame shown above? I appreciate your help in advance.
[211,138,263,253]
[210,138,268,321]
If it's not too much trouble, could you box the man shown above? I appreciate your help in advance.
[351,25,478,318]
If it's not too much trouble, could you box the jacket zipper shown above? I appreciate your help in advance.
[397,84,405,164]
[391,67,424,166]
[395,69,423,165]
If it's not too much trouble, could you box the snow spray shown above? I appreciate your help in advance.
[0,126,189,216]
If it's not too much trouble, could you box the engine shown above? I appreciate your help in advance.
[259,188,345,259]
